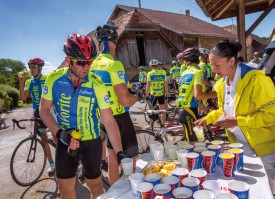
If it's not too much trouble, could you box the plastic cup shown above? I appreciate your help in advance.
[177,141,189,148]
[193,190,215,199]
[153,183,171,198]
[216,193,238,199]
[228,181,249,199]
[194,142,207,148]
[144,173,161,186]
[136,182,153,199]
[164,141,174,155]
[167,145,178,160]
[194,147,207,169]
[211,140,224,153]
[228,143,243,149]
[207,144,222,165]
[129,173,144,196]
[202,180,221,196]
[176,149,188,168]
[121,158,133,176]
[182,177,200,192]
[149,140,159,156]
[219,153,235,178]
[182,144,194,152]
[201,151,216,174]
[186,152,200,171]
[171,168,189,186]
[193,126,205,142]
[162,176,180,191]
[153,147,164,161]
[172,187,193,199]
[228,149,244,172]
[189,169,207,190]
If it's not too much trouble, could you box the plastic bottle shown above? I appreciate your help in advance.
[67,129,82,157]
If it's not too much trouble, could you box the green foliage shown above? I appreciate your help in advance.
[0,84,19,110]
[0,59,26,88]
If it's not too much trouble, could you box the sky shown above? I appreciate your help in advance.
[1,0,274,74]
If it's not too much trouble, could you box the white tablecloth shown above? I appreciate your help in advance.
[97,153,274,199]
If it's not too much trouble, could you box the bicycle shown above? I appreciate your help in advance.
[10,117,56,186]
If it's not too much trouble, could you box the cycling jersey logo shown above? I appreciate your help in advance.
[79,89,93,96]
[104,95,110,103]
[56,93,71,129]
[116,105,124,113]
[43,85,48,94]
[117,71,125,79]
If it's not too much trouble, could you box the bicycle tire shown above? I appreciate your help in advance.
[168,94,177,108]
[144,102,150,123]
[135,130,162,154]
[10,137,46,186]
[164,129,186,144]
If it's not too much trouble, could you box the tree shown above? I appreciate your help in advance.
[0,59,26,88]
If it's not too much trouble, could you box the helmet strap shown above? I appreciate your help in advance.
[102,39,110,53]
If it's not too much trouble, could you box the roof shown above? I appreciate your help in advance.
[110,5,236,39]
[195,0,274,21]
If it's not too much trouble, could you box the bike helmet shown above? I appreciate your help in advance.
[176,53,183,60]
[149,59,159,67]
[28,58,44,66]
[139,66,145,70]
[63,33,97,60]
[172,60,178,66]
[199,48,210,55]
[259,40,275,75]
[182,48,200,63]
[95,24,118,43]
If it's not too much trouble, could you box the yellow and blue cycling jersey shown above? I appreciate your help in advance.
[177,66,203,108]
[147,69,167,96]
[91,53,127,116]
[139,71,147,83]
[170,66,181,80]
[180,63,187,73]
[199,61,212,80]
[41,67,110,141]
[24,75,47,109]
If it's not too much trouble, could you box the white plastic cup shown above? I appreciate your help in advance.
[172,187,193,199]
[149,140,159,156]
[228,143,243,149]
[162,175,180,191]
[202,180,221,196]
[153,183,171,198]
[129,173,144,196]
[193,126,205,142]
[167,145,178,160]
[182,144,194,152]
[121,158,133,176]
[153,147,164,161]
[177,141,189,148]
[182,177,200,192]
[228,181,249,199]
[216,193,238,199]
[193,190,215,199]
[136,182,153,199]
[164,141,174,155]
[144,173,161,186]
[176,149,188,168]
[186,152,200,171]
[189,169,207,190]
[194,142,207,148]
[211,140,224,153]
[171,168,189,186]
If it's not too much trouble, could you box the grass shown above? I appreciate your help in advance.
[18,100,32,108]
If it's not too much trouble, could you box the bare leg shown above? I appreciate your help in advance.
[108,148,119,185]
[41,131,54,162]
[57,177,76,199]
[85,175,104,199]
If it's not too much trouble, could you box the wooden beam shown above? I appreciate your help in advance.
[245,0,275,37]
[237,0,246,60]
[208,0,223,13]
[213,0,235,20]
[245,0,269,7]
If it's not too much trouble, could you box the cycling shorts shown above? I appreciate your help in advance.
[55,136,102,179]
[106,112,138,158]
[179,107,199,142]
[33,109,47,131]
[149,95,165,106]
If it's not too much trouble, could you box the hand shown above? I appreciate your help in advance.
[216,112,238,128]
[116,151,127,164]
[194,118,207,128]
[69,138,80,150]
[56,129,74,146]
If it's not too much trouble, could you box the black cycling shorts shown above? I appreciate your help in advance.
[106,112,138,158]
[33,109,47,130]
[55,136,102,179]
[179,107,199,142]
[149,95,165,106]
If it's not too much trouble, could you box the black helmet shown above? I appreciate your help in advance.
[63,33,97,60]
[182,48,200,63]
[95,24,118,43]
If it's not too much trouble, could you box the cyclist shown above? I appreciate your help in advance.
[92,24,139,185]
[176,48,216,142]
[39,34,125,199]
[18,58,55,174]
[250,51,262,64]
[169,60,181,90]
[195,40,275,168]
[137,66,147,98]
[177,52,187,73]
[145,59,168,127]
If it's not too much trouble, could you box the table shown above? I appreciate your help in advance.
[97,153,274,199]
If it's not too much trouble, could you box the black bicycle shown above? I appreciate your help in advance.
[10,118,56,186]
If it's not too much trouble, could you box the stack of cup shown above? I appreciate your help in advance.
[201,151,216,174]
[129,173,144,197]
[176,149,189,169]
[186,152,200,171]
[228,149,244,172]
[219,153,235,178]
[194,147,207,169]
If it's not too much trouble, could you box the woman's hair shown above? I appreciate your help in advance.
[211,40,242,60]
[237,56,244,63]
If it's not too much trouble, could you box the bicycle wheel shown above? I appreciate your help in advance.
[136,130,162,154]
[164,129,186,144]
[168,93,177,108]
[144,102,150,123]
[10,137,46,186]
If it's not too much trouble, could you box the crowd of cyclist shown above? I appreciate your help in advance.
[18,20,275,198]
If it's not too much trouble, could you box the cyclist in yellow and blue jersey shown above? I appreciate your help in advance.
[177,52,187,73]
[39,34,124,199]
[92,24,138,185]
[177,48,216,142]
[139,66,147,85]
[146,59,169,126]
[170,60,181,90]
[249,51,262,65]
[18,58,55,174]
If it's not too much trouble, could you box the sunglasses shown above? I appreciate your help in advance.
[71,58,92,66]
[28,64,38,69]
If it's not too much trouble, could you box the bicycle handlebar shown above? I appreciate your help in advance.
[12,118,41,130]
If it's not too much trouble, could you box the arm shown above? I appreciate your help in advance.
[164,80,169,97]
[145,81,151,97]
[100,108,123,154]
[114,83,138,107]
[19,77,29,101]
[194,84,216,100]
